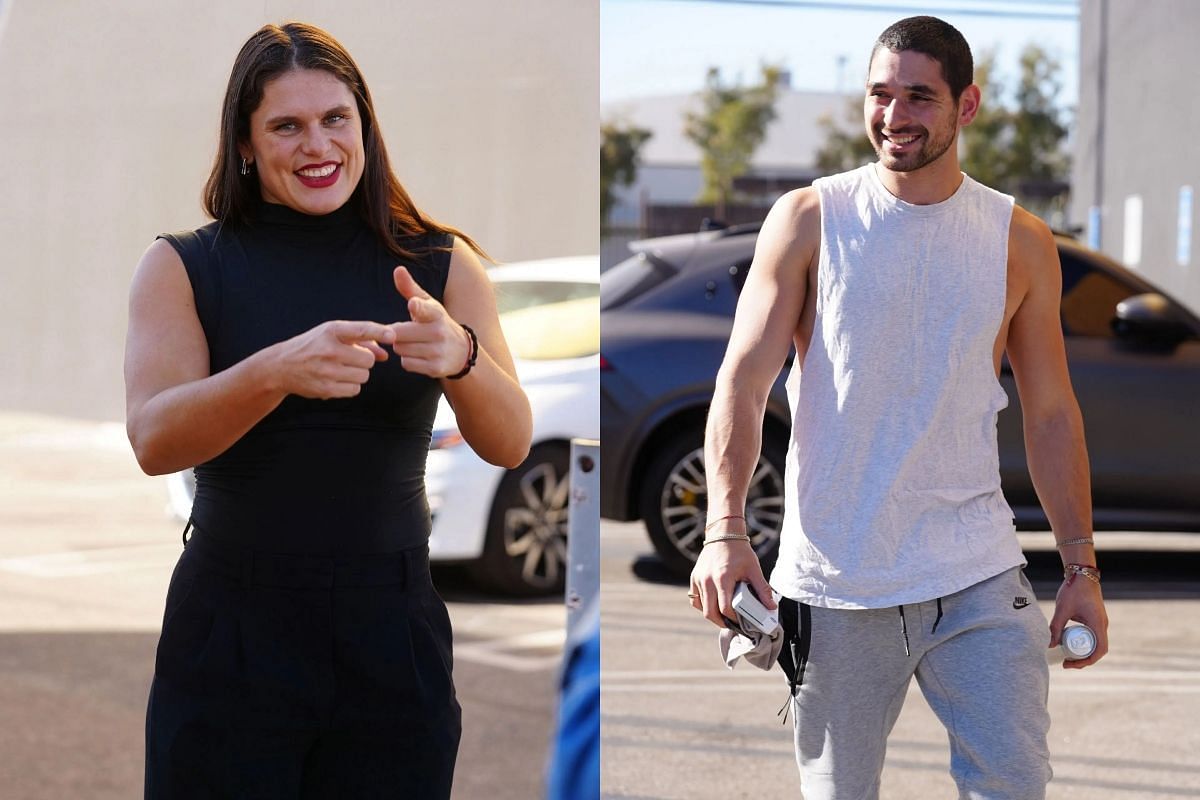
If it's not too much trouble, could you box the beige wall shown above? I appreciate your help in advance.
[0,0,598,421]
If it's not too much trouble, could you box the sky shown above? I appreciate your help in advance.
[601,0,1080,110]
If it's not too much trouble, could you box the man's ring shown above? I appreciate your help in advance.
[687,592,699,599]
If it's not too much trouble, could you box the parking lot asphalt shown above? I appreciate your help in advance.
[0,412,563,800]
[601,519,1200,800]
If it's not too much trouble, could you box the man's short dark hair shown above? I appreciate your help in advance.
[869,16,974,100]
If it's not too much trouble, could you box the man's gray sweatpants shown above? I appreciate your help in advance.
[782,567,1051,800]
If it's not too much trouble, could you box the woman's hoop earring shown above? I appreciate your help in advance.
[240,158,251,177]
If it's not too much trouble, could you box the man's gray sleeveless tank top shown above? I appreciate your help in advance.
[769,164,1025,608]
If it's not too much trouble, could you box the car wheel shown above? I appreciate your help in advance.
[468,442,571,596]
[638,431,786,577]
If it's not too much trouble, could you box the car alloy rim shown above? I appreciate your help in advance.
[658,447,784,560]
[503,461,570,588]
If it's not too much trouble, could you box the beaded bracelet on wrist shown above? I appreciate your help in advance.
[446,323,478,380]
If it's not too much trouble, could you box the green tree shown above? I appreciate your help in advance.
[684,65,783,218]
[961,46,1071,216]
[814,101,874,174]
[600,122,652,231]
[959,52,1010,190]
[1006,44,1071,216]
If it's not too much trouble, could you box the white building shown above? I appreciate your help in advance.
[0,0,598,421]
[1073,0,1199,312]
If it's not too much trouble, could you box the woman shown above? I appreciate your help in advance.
[125,22,531,798]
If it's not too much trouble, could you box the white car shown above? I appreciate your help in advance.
[167,255,600,596]
[427,256,599,593]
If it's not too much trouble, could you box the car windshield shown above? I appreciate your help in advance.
[492,279,599,360]
[494,280,598,315]
[600,251,678,310]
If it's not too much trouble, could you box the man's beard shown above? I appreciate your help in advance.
[869,121,957,173]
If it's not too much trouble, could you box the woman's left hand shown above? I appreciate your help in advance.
[389,266,472,378]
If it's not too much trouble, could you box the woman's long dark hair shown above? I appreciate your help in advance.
[203,22,488,262]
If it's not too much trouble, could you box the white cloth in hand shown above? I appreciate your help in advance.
[719,625,783,671]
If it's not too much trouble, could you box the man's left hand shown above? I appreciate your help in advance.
[1049,575,1108,669]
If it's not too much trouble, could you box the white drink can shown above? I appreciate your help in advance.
[1060,624,1097,661]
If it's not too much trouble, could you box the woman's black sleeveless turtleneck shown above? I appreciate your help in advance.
[159,202,452,555]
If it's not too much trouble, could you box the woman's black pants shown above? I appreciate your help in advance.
[144,527,460,798]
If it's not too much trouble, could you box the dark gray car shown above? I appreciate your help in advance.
[600,224,1200,576]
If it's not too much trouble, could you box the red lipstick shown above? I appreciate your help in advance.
[295,162,341,188]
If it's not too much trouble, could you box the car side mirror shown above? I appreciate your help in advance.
[1111,293,1193,350]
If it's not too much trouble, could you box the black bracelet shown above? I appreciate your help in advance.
[446,323,478,380]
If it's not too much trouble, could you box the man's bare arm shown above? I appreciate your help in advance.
[1006,208,1108,668]
[690,188,820,627]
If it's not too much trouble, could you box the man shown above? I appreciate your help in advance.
[690,16,1108,800]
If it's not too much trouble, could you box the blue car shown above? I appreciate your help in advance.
[600,224,1200,576]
